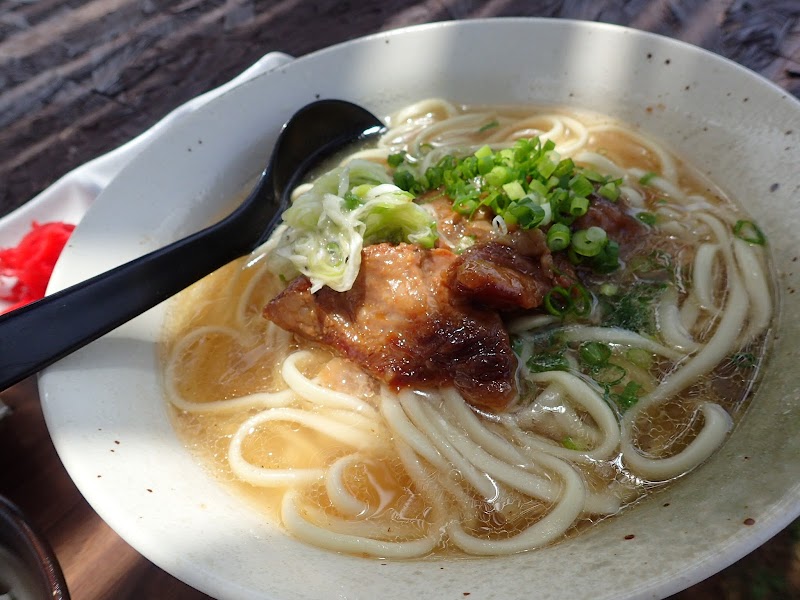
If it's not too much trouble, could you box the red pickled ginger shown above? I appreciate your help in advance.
[0,222,75,314]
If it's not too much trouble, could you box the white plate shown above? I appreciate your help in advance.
[40,19,800,600]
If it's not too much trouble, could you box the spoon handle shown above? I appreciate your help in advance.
[0,201,265,392]
[0,100,384,393]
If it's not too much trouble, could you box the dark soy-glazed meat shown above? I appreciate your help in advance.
[448,229,578,311]
[265,228,583,410]
[574,196,645,247]
[265,243,518,410]
[448,242,548,311]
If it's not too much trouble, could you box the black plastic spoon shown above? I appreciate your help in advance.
[0,99,384,391]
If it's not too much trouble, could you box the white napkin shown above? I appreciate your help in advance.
[0,51,294,407]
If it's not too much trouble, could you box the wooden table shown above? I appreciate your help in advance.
[1,1,799,598]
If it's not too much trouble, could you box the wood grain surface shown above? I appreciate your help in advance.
[1,1,799,599]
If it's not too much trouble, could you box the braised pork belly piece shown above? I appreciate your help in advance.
[265,243,516,410]
[264,230,578,411]
[575,196,645,247]
[448,229,577,312]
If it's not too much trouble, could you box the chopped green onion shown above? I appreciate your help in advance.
[588,240,620,273]
[569,283,592,316]
[459,156,479,178]
[639,172,658,185]
[580,341,611,366]
[569,196,590,216]
[498,148,515,164]
[562,436,582,450]
[592,363,627,386]
[474,145,493,159]
[598,182,620,201]
[552,158,575,178]
[629,249,672,274]
[503,181,526,201]
[393,169,419,192]
[528,179,549,197]
[527,352,570,373]
[387,152,406,168]
[478,120,499,133]
[600,282,619,296]
[485,165,512,187]
[567,246,583,265]
[476,155,494,176]
[535,152,560,179]
[571,227,608,257]
[581,169,607,183]
[543,283,591,318]
[612,381,642,410]
[544,286,572,317]
[343,191,362,210]
[453,196,479,216]
[508,201,545,229]
[390,136,634,270]
[547,223,571,251]
[733,220,766,245]
[731,352,757,368]
[637,211,657,226]
[569,174,593,198]
[586,226,607,243]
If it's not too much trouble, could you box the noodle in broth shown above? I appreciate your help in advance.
[162,99,771,558]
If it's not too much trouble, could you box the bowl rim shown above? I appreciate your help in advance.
[0,494,69,600]
[40,16,800,600]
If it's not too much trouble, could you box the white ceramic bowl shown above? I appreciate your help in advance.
[40,18,800,600]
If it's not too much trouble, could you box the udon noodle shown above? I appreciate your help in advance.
[162,99,772,558]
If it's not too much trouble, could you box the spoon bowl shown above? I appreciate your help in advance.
[0,99,383,391]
